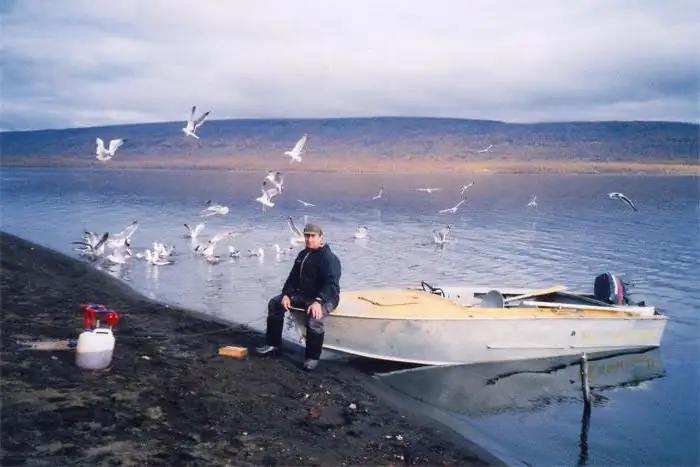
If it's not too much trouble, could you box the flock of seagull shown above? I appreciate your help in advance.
[78,105,641,271]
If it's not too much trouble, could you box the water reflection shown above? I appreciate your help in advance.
[374,349,665,417]
[370,349,665,466]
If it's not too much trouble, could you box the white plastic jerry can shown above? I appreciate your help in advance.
[75,328,116,370]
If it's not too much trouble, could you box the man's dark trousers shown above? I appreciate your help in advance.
[265,293,333,359]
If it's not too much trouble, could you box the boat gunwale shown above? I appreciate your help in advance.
[326,311,668,321]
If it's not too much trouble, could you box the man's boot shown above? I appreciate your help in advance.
[256,306,285,355]
[304,331,324,371]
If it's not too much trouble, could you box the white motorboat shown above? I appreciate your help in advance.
[290,274,668,366]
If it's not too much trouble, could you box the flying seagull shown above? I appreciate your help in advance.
[182,105,211,139]
[200,201,229,217]
[372,186,384,200]
[184,222,205,239]
[527,195,538,208]
[287,215,306,244]
[477,144,493,153]
[608,192,638,211]
[265,170,284,193]
[438,199,467,214]
[297,199,316,207]
[95,138,125,161]
[255,180,280,211]
[416,188,441,194]
[285,134,308,163]
[460,182,474,199]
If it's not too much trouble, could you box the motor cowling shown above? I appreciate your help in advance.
[594,272,631,305]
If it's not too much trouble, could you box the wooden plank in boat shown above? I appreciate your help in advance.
[502,285,568,304]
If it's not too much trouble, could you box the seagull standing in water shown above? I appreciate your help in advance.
[274,244,295,256]
[608,192,638,211]
[354,226,369,239]
[194,230,240,264]
[103,242,132,265]
[285,134,308,163]
[433,225,452,246]
[95,138,125,161]
[181,105,211,139]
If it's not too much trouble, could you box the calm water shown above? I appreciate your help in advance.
[1,167,698,466]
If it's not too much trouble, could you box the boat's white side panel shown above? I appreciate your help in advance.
[293,312,667,365]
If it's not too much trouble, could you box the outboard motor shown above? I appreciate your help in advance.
[594,272,631,305]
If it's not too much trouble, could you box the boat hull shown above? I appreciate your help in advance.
[291,311,667,365]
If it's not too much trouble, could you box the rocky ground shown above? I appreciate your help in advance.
[0,231,491,466]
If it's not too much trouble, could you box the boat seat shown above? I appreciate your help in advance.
[476,290,505,308]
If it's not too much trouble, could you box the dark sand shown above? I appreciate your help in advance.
[0,232,492,466]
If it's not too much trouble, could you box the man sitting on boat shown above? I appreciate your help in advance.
[256,222,342,371]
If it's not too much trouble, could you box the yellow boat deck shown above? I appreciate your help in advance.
[332,288,657,320]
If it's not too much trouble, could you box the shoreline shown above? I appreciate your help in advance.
[0,231,499,466]
[1,159,698,175]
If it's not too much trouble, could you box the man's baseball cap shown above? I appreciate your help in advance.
[303,223,323,235]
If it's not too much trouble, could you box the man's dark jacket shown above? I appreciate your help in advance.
[282,244,341,309]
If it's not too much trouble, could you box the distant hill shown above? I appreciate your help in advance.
[1,117,698,172]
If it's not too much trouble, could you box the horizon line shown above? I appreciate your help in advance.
[2,114,698,134]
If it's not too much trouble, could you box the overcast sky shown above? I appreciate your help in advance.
[2,0,698,130]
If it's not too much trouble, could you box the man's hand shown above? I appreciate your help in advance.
[281,295,291,311]
[307,301,323,320]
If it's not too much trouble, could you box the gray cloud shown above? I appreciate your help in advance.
[1,0,698,130]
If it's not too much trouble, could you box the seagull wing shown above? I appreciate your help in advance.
[108,139,124,154]
[186,105,196,129]
[620,194,638,211]
[265,186,280,200]
[193,110,210,129]
[262,181,280,200]
[96,138,106,153]
[292,134,307,153]
[118,221,139,239]
[288,216,303,236]
[209,230,240,245]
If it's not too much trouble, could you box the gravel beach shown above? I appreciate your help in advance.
[0,231,492,466]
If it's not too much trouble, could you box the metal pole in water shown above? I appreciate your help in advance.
[580,352,592,404]
[578,352,593,466]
